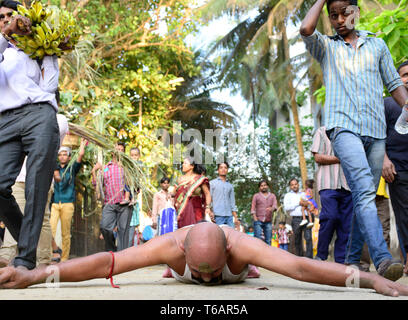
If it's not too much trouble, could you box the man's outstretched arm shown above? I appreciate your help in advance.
[238,234,408,297]
[0,233,178,289]
[299,0,327,36]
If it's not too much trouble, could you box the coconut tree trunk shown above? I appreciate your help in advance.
[282,26,308,187]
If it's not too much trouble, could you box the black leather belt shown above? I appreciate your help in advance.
[1,101,49,116]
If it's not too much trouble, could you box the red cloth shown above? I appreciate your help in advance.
[175,175,209,228]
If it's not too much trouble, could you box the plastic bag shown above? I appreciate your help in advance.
[158,205,178,236]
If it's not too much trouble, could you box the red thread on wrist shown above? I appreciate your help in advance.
[106,251,120,288]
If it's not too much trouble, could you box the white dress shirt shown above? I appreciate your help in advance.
[0,34,59,112]
[283,190,305,217]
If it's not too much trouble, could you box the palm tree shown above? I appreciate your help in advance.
[168,51,240,133]
[199,0,384,185]
[201,0,314,186]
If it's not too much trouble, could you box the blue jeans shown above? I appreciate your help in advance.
[254,220,272,245]
[280,243,289,251]
[215,215,234,228]
[329,128,391,269]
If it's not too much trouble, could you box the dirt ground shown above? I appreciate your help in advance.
[1,264,408,301]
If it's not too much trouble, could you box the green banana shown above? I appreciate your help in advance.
[34,34,44,47]
[13,1,81,59]
[35,25,46,40]
[41,21,52,35]
[26,39,39,49]
[16,5,30,18]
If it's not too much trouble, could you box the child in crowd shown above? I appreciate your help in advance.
[271,229,280,248]
[278,221,291,251]
[300,179,318,228]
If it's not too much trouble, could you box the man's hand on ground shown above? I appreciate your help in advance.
[0,266,32,289]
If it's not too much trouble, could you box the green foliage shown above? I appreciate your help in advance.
[358,0,408,65]
[221,123,314,228]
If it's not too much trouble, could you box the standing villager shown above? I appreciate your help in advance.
[0,1,60,270]
[300,0,408,280]
[382,61,408,275]
[210,162,239,229]
[92,143,132,252]
[50,138,87,262]
[283,179,313,258]
[250,180,277,246]
[174,157,213,228]
[311,126,353,263]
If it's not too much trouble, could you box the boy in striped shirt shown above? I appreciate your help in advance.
[301,0,408,280]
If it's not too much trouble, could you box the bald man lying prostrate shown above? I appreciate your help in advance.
[0,222,408,296]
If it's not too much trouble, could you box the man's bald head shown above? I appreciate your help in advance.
[183,222,229,282]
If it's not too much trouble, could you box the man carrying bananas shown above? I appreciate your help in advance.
[0,0,60,271]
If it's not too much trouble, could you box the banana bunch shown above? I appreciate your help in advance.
[12,0,80,60]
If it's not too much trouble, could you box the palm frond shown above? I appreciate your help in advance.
[67,123,156,204]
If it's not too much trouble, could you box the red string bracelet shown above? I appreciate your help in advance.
[106,251,120,288]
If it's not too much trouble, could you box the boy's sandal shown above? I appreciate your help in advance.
[53,247,62,255]
[51,247,62,263]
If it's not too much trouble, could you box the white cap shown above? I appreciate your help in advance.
[58,146,72,156]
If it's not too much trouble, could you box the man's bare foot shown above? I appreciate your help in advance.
[247,264,261,278]
[162,267,173,278]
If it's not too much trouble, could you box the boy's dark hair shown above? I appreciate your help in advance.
[305,179,315,189]
[326,0,358,12]
[217,162,229,169]
[117,141,126,148]
[288,178,299,186]
[279,221,286,225]
[397,61,408,74]
[0,0,21,10]
[160,177,170,184]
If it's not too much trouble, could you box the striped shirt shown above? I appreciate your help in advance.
[92,161,127,205]
[302,30,403,139]
[278,228,289,245]
[311,127,349,192]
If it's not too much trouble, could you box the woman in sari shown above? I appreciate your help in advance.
[174,157,213,228]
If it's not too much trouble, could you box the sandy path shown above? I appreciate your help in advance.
[1,265,408,301]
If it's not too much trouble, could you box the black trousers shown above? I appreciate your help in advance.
[291,216,313,258]
[389,170,408,254]
[0,103,59,269]
[100,204,132,252]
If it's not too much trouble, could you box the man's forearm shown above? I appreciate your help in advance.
[300,0,326,36]
[313,153,340,165]
[390,85,408,107]
[31,252,111,286]
[298,256,378,290]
